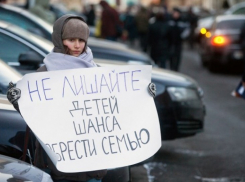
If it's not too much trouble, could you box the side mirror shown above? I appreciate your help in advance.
[18,51,43,69]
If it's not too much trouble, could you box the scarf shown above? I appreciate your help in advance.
[44,47,97,71]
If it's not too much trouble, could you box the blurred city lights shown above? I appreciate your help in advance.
[205,31,211,38]
[200,28,207,34]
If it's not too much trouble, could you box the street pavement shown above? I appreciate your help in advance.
[129,43,245,182]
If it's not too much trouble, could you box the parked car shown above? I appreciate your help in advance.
[200,15,245,72]
[0,154,53,182]
[0,53,205,142]
[0,57,205,181]
[0,20,154,73]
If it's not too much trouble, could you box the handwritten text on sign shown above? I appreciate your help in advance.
[17,65,161,173]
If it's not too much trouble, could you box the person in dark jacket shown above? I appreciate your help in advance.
[186,6,198,49]
[7,14,107,182]
[148,9,171,68]
[135,6,149,52]
[240,22,245,88]
[123,5,137,45]
[99,0,122,41]
[85,4,96,26]
[169,7,189,71]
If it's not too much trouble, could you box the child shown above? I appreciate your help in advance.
[9,14,107,182]
[7,14,156,182]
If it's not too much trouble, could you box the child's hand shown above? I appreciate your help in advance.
[7,82,21,105]
[148,83,156,98]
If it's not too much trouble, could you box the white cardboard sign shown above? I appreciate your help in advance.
[17,65,161,173]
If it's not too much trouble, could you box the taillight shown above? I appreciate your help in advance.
[211,35,229,46]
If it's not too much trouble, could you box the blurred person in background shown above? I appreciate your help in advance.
[135,6,149,52]
[122,4,137,46]
[84,4,96,26]
[148,9,171,68]
[169,7,189,71]
[29,0,56,24]
[0,0,7,4]
[99,0,122,41]
[239,22,245,88]
[186,6,198,49]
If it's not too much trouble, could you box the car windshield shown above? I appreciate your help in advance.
[217,19,245,29]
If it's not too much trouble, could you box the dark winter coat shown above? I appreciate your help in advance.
[100,1,121,38]
[169,17,189,45]
[239,22,245,82]
[148,20,171,57]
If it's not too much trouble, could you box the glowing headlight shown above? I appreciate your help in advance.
[167,87,199,101]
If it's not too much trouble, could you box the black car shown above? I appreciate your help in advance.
[0,20,154,73]
[0,18,205,140]
[0,58,205,181]
[200,15,245,72]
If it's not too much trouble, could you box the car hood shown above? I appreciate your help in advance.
[152,67,198,88]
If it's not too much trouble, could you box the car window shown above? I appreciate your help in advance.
[233,8,245,15]
[0,33,31,63]
[0,8,51,40]
[217,19,245,29]
[0,61,22,94]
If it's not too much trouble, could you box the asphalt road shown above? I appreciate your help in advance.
[130,44,245,182]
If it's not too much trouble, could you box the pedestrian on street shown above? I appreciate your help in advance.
[84,4,96,26]
[169,7,189,71]
[99,0,122,41]
[148,9,171,68]
[123,5,138,46]
[7,14,107,182]
[135,6,149,52]
[186,6,198,49]
[239,22,245,88]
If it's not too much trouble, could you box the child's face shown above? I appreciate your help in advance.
[63,38,86,57]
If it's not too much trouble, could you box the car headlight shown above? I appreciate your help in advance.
[167,87,199,101]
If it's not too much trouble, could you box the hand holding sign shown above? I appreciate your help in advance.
[16,65,161,173]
